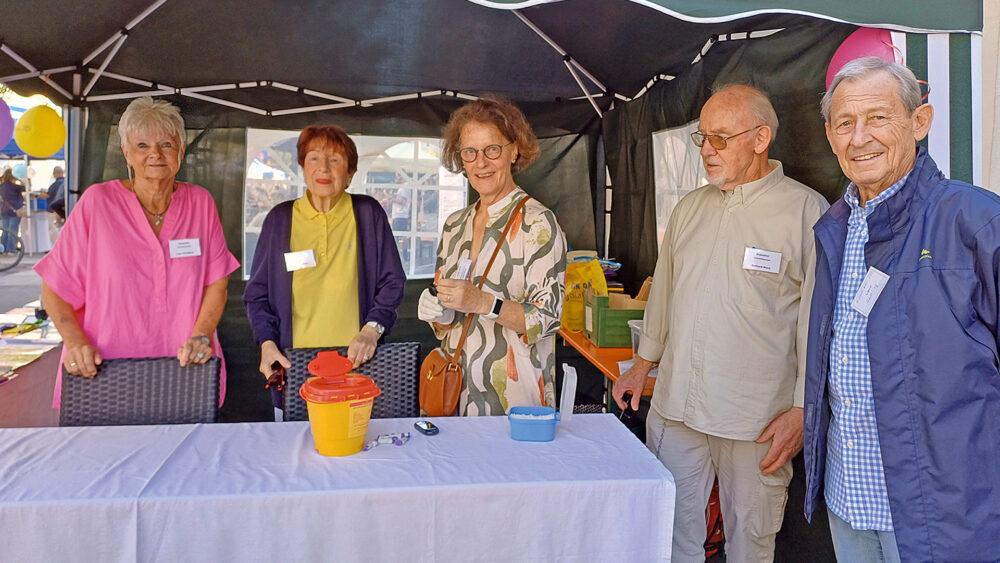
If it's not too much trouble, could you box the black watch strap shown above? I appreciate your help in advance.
[485,296,503,320]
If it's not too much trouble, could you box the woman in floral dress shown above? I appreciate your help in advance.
[418,96,567,416]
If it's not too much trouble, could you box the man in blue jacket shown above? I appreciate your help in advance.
[804,55,1000,562]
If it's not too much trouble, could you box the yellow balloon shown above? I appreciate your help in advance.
[14,106,65,158]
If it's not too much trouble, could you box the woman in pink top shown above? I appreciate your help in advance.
[35,97,239,407]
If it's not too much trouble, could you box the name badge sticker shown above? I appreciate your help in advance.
[742,247,782,274]
[454,257,473,280]
[169,238,202,259]
[284,249,317,272]
[851,267,890,317]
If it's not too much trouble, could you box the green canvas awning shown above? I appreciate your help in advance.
[480,0,984,33]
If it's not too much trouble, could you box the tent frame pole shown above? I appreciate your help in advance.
[74,73,481,116]
[0,43,72,100]
[81,0,168,94]
[0,66,75,84]
[511,10,607,94]
[83,34,126,67]
[563,60,602,117]
[270,82,355,105]
[180,91,267,116]
[86,90,173,102]
[88,69,159,87]
[83,34,129,96]
[270,101,356,116]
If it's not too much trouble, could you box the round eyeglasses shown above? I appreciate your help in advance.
[690,125,763,151]
[459,141,515,163]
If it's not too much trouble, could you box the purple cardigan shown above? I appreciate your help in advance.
[243,194,405,349]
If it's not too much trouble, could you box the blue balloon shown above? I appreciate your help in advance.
[12,163,27,179]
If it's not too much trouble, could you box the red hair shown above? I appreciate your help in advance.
[296,124,359,173]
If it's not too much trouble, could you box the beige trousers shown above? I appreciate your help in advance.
[646,413,792,563]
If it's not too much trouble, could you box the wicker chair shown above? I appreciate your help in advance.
[572,404,606,414]
[283,342,420,421]
[59,357,220,426]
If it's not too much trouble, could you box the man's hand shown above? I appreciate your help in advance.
[756,406,804,474]
[612,356,656,411]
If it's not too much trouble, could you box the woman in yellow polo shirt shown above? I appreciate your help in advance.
[244,125,406,401]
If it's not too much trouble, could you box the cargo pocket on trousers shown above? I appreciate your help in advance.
[753,463,792,537]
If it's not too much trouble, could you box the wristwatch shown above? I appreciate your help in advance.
[483,295,503,320]
[365,321,385,336]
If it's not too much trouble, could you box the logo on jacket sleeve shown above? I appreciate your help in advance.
[919,248,932,261]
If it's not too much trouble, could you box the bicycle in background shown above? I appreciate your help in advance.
[0,227,25,272]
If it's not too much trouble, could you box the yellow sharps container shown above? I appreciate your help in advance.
[299,351,381,456]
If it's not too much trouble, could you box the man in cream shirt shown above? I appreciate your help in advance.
[614,84,829,562]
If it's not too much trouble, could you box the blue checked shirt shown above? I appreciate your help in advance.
[825,174,909,532]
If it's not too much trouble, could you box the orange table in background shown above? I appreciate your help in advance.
[559,328,655,397]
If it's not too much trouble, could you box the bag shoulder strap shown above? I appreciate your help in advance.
[449,196,530,362]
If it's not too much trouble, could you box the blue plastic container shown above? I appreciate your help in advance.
[507,365,578,442]
[508,406,559,442]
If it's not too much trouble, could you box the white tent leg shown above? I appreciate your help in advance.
[65,106,83,214]
[65,71,84,216]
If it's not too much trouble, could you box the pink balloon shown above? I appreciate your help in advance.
[0,100,12,147]
[826,28,897,89]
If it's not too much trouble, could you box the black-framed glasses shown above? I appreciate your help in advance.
[458,141,514,163]
[690,125,763,150]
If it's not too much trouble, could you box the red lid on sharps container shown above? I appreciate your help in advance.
[308,351,354,377]
[299,351,381,404]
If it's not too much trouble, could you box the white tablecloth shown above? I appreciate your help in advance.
[0,414,674,562]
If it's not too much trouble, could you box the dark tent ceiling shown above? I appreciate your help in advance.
[3,0,845,129]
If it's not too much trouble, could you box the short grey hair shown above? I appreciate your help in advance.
[118,97,185,147]
[821,57,922,122]
[711,83,780,142]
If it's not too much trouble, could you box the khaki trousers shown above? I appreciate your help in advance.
[646,413,792,562]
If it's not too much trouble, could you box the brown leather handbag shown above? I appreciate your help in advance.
[419,196,530,416]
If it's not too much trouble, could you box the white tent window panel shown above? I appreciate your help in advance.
[651,120,706,246]
[242,129,468,280]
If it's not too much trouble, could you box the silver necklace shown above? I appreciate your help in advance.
[142,207,167,227]
[130,182,174,227]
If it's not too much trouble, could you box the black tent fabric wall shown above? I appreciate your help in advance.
[603,20,856,292]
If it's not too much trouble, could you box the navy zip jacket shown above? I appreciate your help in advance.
[804,148,1000,561]
[243,194,405,349]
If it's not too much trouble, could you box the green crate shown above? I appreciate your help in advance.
[584,291,645,348]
